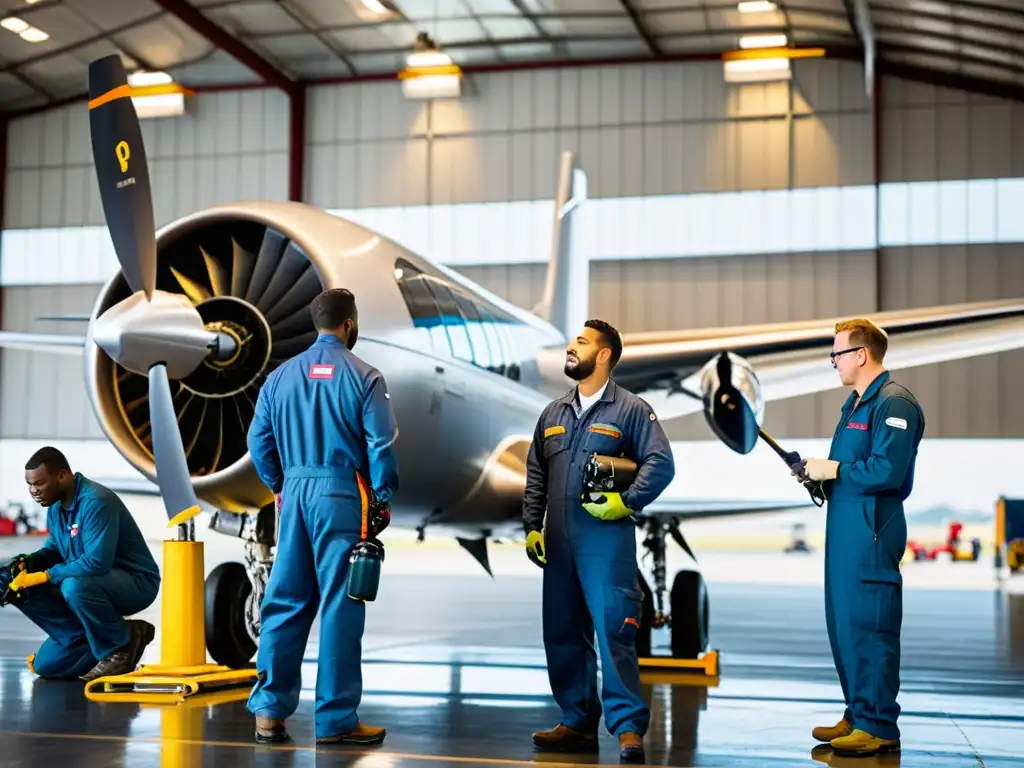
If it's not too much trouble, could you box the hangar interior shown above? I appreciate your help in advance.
[0,1,1023,767]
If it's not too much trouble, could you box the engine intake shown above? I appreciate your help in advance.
[86,213,327,514]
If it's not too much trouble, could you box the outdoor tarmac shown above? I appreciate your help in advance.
[0,501,1021,767]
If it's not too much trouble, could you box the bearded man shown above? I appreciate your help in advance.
[521,319,675,764]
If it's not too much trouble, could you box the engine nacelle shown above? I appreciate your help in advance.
[83,202,389,514]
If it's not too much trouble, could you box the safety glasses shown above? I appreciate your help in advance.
[830,346,863,368]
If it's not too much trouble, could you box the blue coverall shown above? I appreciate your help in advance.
[523,379,675,738]
[0,473,160,678]
[821,371,924,742]
[246,334,400,740]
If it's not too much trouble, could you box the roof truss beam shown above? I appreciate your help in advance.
[150,0,297,95]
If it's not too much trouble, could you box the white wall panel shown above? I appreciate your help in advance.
[0,284,103,440]
[3,88,290,233]
[304,59,873,212]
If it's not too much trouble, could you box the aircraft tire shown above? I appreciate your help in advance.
[205,561,258,669]
[670,570,709,659]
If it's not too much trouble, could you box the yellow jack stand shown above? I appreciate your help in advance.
[84,506,260,704]
[639,649,720,678]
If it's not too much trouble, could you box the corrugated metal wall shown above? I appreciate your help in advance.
[2,60,1023,442]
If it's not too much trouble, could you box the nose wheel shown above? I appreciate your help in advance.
[637,517,711,663]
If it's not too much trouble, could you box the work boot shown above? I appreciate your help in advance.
[831,729,900,757]
[79,620,153,682]
[255,715,290,744]
[531,723,598,752]
[316,722,386,745]
[812,716,852,742]
[126,619,156,668]
[619,732,645,763]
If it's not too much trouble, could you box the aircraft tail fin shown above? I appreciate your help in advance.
[533,150,587,340]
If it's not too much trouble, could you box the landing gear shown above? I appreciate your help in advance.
[637,518,710,660]
[205,503,276,668]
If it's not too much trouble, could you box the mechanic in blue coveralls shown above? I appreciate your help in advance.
[246,288,399,747]
[792,318,924,758]
[523,319,675,764]
[0,446,159,682]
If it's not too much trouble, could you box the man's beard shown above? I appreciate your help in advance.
[564,354,595,380]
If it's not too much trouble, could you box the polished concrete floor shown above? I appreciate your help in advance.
[0,536,1021,767]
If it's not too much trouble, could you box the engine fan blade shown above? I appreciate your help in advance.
[258,242,310,315]
[246,228,288,305]
[202,247,229,297]
[264,265,322,326]
[231,239,256,298]
[87,54,157,301]
[149,363,202,522]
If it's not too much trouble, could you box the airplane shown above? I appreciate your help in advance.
[4,54,1024,669]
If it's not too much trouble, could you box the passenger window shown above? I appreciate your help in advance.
[394,261,448,353]
[452,291,493,369]
[476,304,506,373]
[423,279,473,363]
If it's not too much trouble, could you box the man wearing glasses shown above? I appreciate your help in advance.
[791,318,924,758]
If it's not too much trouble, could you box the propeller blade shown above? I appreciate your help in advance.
[88,54,157,300]
[149,363,202,522]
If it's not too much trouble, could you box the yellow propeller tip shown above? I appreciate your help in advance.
[167,504,202,528]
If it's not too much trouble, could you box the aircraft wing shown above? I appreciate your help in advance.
[639,498,817,519]
[0,331,87,354]
[613,298,1024,420]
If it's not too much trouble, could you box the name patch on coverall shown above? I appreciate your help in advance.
[309,364,335,379]
[886,416,907,429]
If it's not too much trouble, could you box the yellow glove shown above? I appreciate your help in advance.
[10,570,49,591]
[583,492,633,521]
[525,530,546,568]
[802,459,839,482]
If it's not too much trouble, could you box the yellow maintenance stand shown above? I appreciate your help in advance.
[995,497,1024,574]
[85,507,259,704]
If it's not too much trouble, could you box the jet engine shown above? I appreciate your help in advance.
[84,207,334,514]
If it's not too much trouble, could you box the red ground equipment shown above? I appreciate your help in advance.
[906,521,981,562]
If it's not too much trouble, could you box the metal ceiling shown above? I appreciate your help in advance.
[0,0,1020,117]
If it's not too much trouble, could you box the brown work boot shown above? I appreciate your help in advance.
[812,716,852,742]
[619,731,645,762]
[532,723,598,752]
[317,721,386,745]
[255,715,290,744]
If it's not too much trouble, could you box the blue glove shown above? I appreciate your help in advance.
[583,492,633,521]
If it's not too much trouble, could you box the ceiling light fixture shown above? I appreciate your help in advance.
[398,32,462,100]
[737,1,777,11]
[739,34,787,49]
[0,17,29,33]
[19,26,48,43]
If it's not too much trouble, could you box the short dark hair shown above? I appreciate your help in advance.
[25,446,70,473]
[585,318,623,369]
[311,289,358,332]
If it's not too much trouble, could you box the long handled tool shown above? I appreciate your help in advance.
[756,428,826,507]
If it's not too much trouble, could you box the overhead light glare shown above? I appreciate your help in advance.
[132,92,186,119]
[19,26,48,43]
[129,70,174,87]
[361,0,392,13]
[739,34,787,49]
[738,1,777,11]
[723,57,791,83]
[1,17,28,33]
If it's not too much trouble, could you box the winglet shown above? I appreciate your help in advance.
[533,150,587,341]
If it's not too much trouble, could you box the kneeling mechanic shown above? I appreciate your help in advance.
[1,446,159,681]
